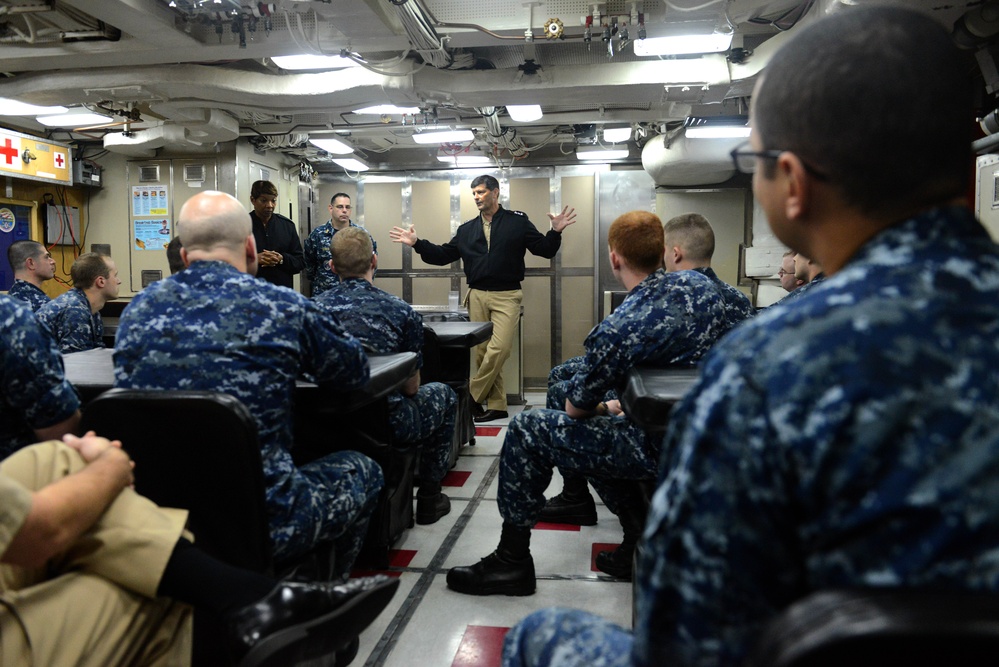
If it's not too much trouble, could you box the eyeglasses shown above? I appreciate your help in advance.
[777,268,792,277]
[729,141,827,180]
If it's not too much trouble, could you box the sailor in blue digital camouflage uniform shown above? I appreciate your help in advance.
[304,193,378,296]
[113,190,383,578]
[6,240,55,312]
[0,295,81,458]
[540,211,753,531]
[314,227,456,525]
[447,211,728,596]
[778,252,825,304]
[502,8,999,667]
[36,252,120,353]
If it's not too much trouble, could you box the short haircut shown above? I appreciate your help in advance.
[471,175,499,192]
[166,236,185,274]
[71,252,111,289]
[330,192,351,205]
[250,180,278,199]
[753,6,971,218]
[330,227,374,278]
[608,211,665,274]
[177,191,251,253]
[8,240,44,272]
[663,213,715,264]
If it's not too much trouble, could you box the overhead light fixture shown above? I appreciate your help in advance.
[0,98,68,116]
[685,126,751,139]
[271,54,359,70]
[683,115,750,139]
[634,33,733,57]
[332,156,369,172]
[436,147,492,167]
[576,145,630,161]
[602,126,632,143]
[506,104,543,122]
[36,108,113,127]
[412,129,475,145]
[353,104,420,115]
[310,137,354,154]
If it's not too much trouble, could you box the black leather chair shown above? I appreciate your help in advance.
[421,325,463,469]
[81,388,273,667]
[749,588,999,666]
[293,392,417,571]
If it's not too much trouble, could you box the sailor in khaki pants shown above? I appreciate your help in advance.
[467,288,522,414]
[0,440,191,667]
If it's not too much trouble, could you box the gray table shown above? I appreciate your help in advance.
[63,347,418,414]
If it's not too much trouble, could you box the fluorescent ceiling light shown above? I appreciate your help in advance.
[271,54,358,70]
[602,126,632,143]
[634,33,733,56]
[310,137,354,154]
[576,146,630,161]
[36,109,113,127]
[0,98,67,116]
[507,104,543,122]
[353,104,420,115]
[685,126,751,139]
[436,148,492,166]
[412,129,474,145]
[332,157,369,172]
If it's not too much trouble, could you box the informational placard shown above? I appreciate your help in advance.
[131,185,169,216]
[0,128,72,186]
[133,218,172,251]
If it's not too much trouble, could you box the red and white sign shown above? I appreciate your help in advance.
[0,136,22,171]
[53,152,66,169]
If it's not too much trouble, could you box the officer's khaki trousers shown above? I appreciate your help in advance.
[0,441,192,667]
[468,288,521,411]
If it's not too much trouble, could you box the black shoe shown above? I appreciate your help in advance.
[416,492,451,525]
[335,636,360,666]
[474,409,509,423]
[447,551,536,596]
[227,576,399,667]
[469,391,485,417]
[538,491,598,526]
[595,545,634,581]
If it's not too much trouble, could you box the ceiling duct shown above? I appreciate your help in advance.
[641,131,743,186]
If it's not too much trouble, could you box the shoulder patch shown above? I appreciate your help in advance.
[510,210,527,217]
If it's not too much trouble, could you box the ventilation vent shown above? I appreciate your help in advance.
[138,165,160,182]
[184,164,206,182]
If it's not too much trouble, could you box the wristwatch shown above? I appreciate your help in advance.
[277,254,284,265]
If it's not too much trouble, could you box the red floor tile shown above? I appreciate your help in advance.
[475,426,502,437]
[591,542,621,572]
[351,549,417,578]
[533,521,582,532]
[442,470,472,487]
[451,625,510,667]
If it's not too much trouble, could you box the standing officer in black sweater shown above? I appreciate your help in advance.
[390,175,576,422]
[249,180,305,288]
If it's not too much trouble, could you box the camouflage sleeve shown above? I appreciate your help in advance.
[1,301,80,432]
[300,300,369,389]
[565,322,630,410]
[402,307,424,369]
[38,298,101,354]
[634,353,797,666]
[303,229,319,284]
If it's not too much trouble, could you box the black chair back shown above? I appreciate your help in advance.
[749,588,999,667]
[81,388,273,573]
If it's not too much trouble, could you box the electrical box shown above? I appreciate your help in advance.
[73,159,103,188]
[45,204,82,246]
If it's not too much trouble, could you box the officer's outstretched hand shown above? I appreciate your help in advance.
[389,224,418,247]
[549,206,577,233]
